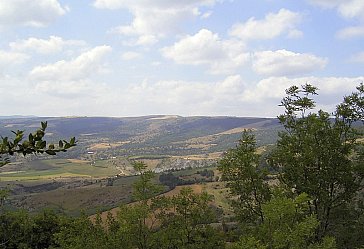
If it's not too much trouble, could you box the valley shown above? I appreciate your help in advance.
[0,115,280,215]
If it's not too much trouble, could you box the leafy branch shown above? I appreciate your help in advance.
[0,121,76,166]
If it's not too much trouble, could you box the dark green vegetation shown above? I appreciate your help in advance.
[159,169,215,189]
[0,84,363,248]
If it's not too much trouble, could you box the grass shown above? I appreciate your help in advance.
[0,159,120,181]
[11,175,139,216]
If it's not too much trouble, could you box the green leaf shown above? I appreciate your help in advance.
[45,150,56,155]
[59,140,63,148]
[29,133,33,142]
[41,121,47,130]
[36,140,46,149]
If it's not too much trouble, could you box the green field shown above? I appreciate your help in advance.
[0,159,120,181]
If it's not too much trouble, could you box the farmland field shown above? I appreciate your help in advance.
[0,159,120,181]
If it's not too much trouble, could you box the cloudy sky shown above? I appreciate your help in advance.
[0,0,363,117]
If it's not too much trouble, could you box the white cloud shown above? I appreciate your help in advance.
[9,36,86,54]
[244,76,364,106]
[151,61,161,66]
[121,51,142,60]
[308,0,364,20]
[0,73,113,116]
[0,0,68,28]
[135,35,158,46]
[93,0,216,10]
[309,1,364,39]
[29,45,112,81]
[229,8,302,41]
[0,50,29,67]
[252,50,328,77]
[162,29,249,74]
[105,75,363,117]
[201,11,213,19]
[34,80,108,98]
[0,50,30,76]
[338,0,364,19]
[336,25,364,39]
[1,73,363,117]
[287,29,304,38]
[114,75,247,116]
[96,0,218,45]
[307,0,345,9]
[24,46,113,103]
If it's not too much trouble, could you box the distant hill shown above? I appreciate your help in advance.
[0,115,281,159]
[0,115,37,119]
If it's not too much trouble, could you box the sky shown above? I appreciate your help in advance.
[0,0,363,117]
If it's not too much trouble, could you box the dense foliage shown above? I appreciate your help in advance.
[0,84,363,248]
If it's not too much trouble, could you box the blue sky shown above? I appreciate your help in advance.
[0,0,363,117]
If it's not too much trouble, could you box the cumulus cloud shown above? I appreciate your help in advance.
[201,11,213,19]
[113,75,247,116]
[243,76,364,107]
[0,50,29,75]
[336,25,364,39]
[121,51,142,60]
[105,75,363,117]
[308,0,364,39]
[0,50,29,67]
[229,8,302,41]
[2,72,362,117]
[0,73,112,115]
[307,0,364,20]
[9,36,86,54]
[0,0,68,28]
[252,50,328,77]
[93,0,215,11]
[162,29,249,74]
[29,45,112,82]
[95,0,218,45]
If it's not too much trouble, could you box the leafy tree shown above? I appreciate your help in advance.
[0,210,31,248]
[28,210,61,249]
[0,121,76,166]
[218,130,271,224]
[116,161,163,249]
[132,161,163,202]
[269,84,364,240]
[55,212,110,249]
[232,190,336,249]
[154,187,224,249]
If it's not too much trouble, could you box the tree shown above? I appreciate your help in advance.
[154,187,224,249]
[218,130,271,224]
[55,212,111,249]
[269,83,364,240]
[116,161,163,249]
[0,121,76,166]
[232,190,336,249]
